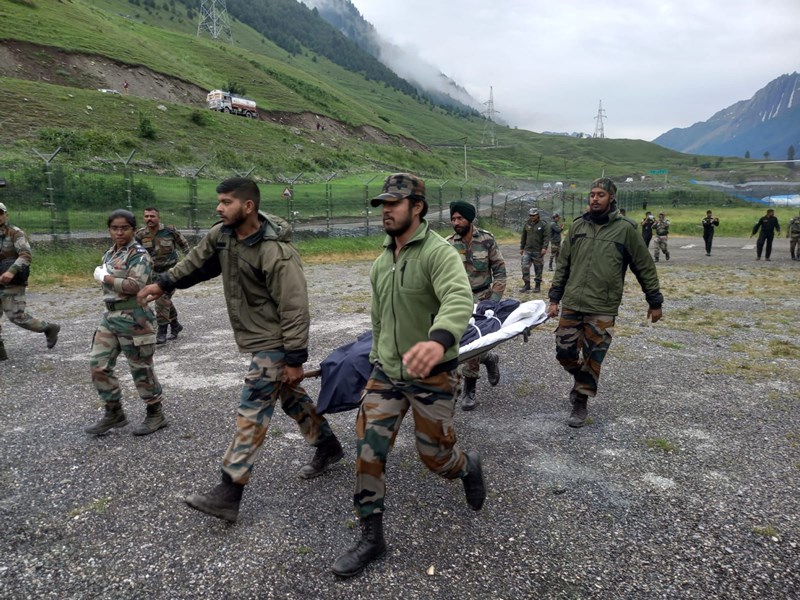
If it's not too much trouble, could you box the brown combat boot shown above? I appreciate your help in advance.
[44,323,60,349]
[567,391,589,428]
[85,402,128,435]
[184,472,244,523]
[298,434,344,479]
[132,402,169,436]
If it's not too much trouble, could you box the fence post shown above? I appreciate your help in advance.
[325,172,337,236]
[364,174,379,237]
[438,180,449,226]
[116,150,137,213]
[32,147,62,243]
[190,163,207,234]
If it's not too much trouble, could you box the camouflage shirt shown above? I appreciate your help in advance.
[0,222,32,286]
[520,218,550,253]
[135,223,190,272]
[446,225,507,301]
[789,216,800,239]
[100,240,154,303]
[654,219,670,237]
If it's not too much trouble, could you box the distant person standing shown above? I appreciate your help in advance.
[653,212,670,262]
[446,200,506,411]
[788,212,800,261]
[519,207,549,293]
[123,80,129,95]
[548,212,563,271]
[701,210,720,256]
[641,211,655,248]
[135,207,191,344]
[751,209,780,261]
[0,200,61,361]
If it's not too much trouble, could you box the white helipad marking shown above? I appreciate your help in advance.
[742,244,756,249]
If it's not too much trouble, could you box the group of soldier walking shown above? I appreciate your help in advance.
[4,171,799,578]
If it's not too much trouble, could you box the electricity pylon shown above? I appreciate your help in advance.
[593,100,606,139]
[198,0,232,43]
[481,86,498,146]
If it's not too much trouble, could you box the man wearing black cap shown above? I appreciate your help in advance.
[0,200,60,361]
[332,173,485,578]
[519,207,549,293]
[446,200,507,410]
[547,178,663,427]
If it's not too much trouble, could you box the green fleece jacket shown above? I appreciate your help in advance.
[549,209,663,316]
[158,212,311,364]
[370,219,473,381]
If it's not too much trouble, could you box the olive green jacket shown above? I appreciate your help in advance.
[159,213,311,364]
[549,210,663,316]
[370,219,473,380]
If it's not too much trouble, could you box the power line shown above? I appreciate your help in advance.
[197,0,232,43]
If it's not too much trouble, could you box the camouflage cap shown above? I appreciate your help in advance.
[528,207,539,216]
[0,202,6,213]
[590,177,617,196]
[370,173,426,207]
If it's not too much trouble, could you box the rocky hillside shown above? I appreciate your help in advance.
[653,72,800,159]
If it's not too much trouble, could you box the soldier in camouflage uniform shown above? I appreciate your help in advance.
[86,209,168,437]
[519,207,549,293]
[135,207,191,344]
[547,178,663,427]
[788,212,800,261]
[332,174,485,579]
[446,200,506,411]
[548,212,563,271]
[0,201,60,361]
[653,212,671,262]
[138,178,342,524]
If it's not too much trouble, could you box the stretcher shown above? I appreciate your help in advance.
[304,299,549,414]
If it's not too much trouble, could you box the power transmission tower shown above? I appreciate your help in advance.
[593,100,606,139]
[481,86,499,146]
[198,0,232,43]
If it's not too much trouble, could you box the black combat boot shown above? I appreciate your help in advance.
[665,251,670,261]
[518,281,531,293]
[44,323,60,349]
[184,472,244,523]
[462,450,486,510]
[460,377,477,411]
[85,402,128,435]
[0,340,7,361]
[533,282,541,293]
[298,434,344,479]
[482,352,500,386]
[567,390,589,428]
[169,320,183,340]
[156,324,168,345]
[332,513,387,578]
[132,401,169,436]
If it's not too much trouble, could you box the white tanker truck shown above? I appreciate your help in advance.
[206,90,258,118]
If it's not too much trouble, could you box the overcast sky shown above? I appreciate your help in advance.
[349,0,800,141]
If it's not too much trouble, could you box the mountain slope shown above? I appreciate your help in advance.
[653,73,800,158]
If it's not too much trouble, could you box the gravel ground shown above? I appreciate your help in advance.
[2,235,799,599]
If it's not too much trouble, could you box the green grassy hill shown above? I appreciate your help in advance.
[0,0,793,185]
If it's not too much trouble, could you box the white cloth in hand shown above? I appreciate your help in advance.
[93,264,109,283]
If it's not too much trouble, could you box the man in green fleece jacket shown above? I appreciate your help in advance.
[546,177,663,428]
[332,173,486,579]
[137,177,342,524]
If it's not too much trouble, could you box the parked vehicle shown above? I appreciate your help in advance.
[206,90,258,118]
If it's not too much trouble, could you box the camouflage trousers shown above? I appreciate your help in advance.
[554,309,615,398]
[653,236,669,259]
[222,349,333,485]
[0,287,50,338]
[154,287,178,326]
[791,237,800,258]
[89,306,162,406]
[521,251,544,285]
[548,242,561,269]
[354,365,468,518]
